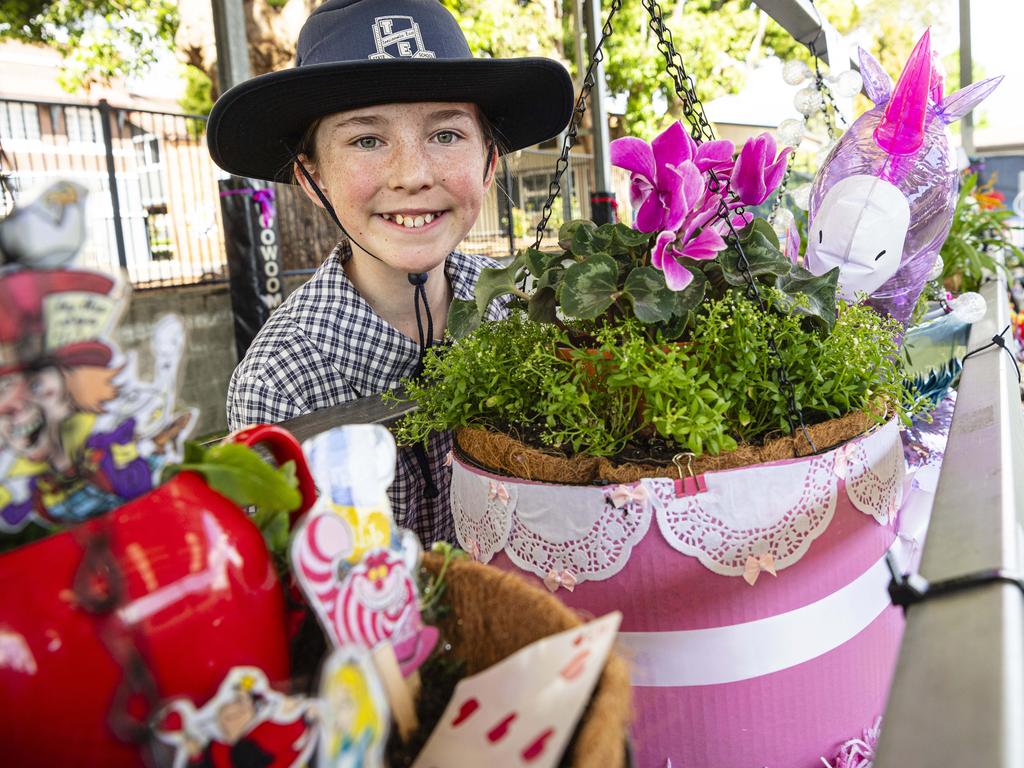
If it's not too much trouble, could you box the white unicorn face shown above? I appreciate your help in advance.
[805,174,910,301]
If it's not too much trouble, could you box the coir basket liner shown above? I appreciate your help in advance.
[420,552,632,767]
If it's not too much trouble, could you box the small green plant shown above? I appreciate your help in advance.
[396,291,914,460]
[940,172,1024,292]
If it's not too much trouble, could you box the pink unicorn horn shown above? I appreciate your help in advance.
[873,29,932,156]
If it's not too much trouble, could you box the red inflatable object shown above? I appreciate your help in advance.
[0,425,317,767]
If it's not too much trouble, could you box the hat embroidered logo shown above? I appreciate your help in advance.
[369,15,436,59]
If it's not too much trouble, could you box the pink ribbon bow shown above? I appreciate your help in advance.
[607,483,647,508]
[465,536,481,561]
[488,480,510,505]
[743,552,778,586]
[543,568,577,593]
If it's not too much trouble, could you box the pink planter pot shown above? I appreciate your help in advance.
[452,418,936,767]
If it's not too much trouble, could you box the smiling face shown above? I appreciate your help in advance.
[296,102,494,275]
[804,174,910,301]
[0,368,72,462]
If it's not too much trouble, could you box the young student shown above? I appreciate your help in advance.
[206,0,573,544]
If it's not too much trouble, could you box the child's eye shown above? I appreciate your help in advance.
[353,136,380,149]
[434,130,459,145]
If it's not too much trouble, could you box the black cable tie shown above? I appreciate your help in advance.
[961,324,1021,384]
[885,550,1024,615]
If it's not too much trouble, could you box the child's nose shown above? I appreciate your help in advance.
[386,140,434,191]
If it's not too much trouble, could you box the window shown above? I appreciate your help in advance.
[131,131,167,206]
[0,102,41,141]
[64,106,103,144]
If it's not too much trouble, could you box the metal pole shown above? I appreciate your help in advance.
[959,0,974,157]
[584,0,615,224]
[98,99,128,270]
[210,0,252,93]
[502,156,516,259]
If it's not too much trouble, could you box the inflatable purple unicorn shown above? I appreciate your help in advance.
[804,29,1002,326]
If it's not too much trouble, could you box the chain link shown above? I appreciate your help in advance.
[531,0,624,251]
[640,0,814,447]
[531,0,815,448]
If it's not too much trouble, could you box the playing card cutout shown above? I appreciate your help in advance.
[412,612,621,768]
[153,667,317,768]
[318,647,389,768]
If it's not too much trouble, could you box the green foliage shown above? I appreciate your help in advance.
[940,173,1024,293]
[179,63,214,118]
[398,293,913,459]
[457,217,838,342]
[162,441,302,558]
[1,0,178,93]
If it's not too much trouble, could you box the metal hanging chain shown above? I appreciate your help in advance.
[809,41,847,141]
[640,0,815,448]
[531,0,625,251]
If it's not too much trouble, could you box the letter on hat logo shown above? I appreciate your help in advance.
[369,15,436,59]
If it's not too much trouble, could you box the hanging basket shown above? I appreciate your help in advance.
[450,415,936,767]
[420,552,632,767]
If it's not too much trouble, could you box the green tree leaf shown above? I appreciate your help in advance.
[623,266,677,323]
[560,254,619,319]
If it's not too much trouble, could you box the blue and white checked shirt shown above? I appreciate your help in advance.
[227,242,505,545]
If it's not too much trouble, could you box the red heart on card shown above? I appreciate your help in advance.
[522,728,556,762]
[559,649,591,681]
[451,698,480,727]
[486,712,517,743]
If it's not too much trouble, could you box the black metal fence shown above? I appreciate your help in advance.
[1,97,604,286]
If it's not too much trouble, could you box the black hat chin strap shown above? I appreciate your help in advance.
[285,140,441,498]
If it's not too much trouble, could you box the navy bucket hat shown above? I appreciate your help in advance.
[207,0,575,183]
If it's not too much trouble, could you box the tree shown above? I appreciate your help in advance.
[0,0,178,93]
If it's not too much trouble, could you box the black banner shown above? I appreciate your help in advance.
[218,177,284,360]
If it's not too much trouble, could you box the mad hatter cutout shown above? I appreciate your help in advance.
[0,181,195,531]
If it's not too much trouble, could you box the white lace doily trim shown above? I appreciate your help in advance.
[649,455,838,577]
[836,419,905,525]
[450,418,902,582]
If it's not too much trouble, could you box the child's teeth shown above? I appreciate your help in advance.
[413,216,425,227]
[424,213,434,223]
[403,217,414,228]
[394,214,404,225]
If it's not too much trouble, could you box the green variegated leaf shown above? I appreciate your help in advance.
[623,266,676,323]
[522,247,561,277]
[613,223,655,248]
[718,218,790,286]
[474,251,525,316]
[528,287,558,323]
[775,266,840,331]
[559,219,597,251]
[560,254,619,319]
[448,298,482,339]
[672,267,708,315]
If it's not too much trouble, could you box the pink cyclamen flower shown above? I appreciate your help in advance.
[730,132,793,206]
[652,192,727,290]
[611,121,736,233]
